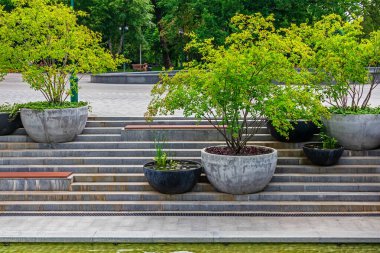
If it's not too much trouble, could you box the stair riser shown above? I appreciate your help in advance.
[0,167,144,173]
[71,183,214,192]
[1,157,379,166]
[73,174,380,183]
[0,194,379,202]
[1,165,379,174]
[0,150,304,158]
[71,183,380,192]
[85,120,264,127]
[0,142,312,150]
[0,204,379,212]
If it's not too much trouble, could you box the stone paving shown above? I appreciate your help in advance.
[1,73,380,117]
[0,216,379,243]
[0,73,168,117]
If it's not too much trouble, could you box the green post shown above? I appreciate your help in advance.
[70,0,78,103]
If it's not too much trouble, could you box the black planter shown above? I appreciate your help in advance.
[143,160,202,194]
[267,120,319,143]
[303,143,344,166]
[0,112,21,136]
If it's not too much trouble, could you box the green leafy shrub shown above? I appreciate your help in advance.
[146,14,326,154]
[288,14,380,112]
[0,0,125,104]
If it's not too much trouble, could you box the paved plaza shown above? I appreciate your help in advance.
[0,73,166,117]
[1,73,380,117]
[0,215,379,243]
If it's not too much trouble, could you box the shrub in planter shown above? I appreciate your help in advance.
[0,103,21,136]
[289,15,380,150]
[0,0,123,143]
[303,132,344,166]
[143,139,202,194]
[146,14,321,194]
[265,85,328,142]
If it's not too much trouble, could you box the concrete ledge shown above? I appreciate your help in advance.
[0,172,73,191]
[122,125,224,141]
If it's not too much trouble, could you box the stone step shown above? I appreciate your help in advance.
[86,120,214,127]
[0,191,379,202]
[70,181,380,192]
[0,149,304,158]
[0,134,123,142]
[0,141,309,150]
[0,200,379,212]
[0,133,285,142]
[1,156,379,166]
[13,127,124,135]
[0,165,143,173]
[72,173,380,183]
[0,164,379,174]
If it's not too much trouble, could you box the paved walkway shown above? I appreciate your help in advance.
[1,73,380,117]
[0,216,379,243]
[0,74,166,117]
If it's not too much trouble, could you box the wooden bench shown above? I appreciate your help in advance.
[132,63,148,71]
[0,172,73,191]
[122,124,224,141]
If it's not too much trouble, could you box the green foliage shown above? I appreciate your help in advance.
[286,14,380,112]
[7,101,88,120]
[86,0,153,58]
[320,131,339,149]
[264,85,329,138]
[0,103,16,113]
[16,101,88,111]
[329,106,380,115]
[146,14,326,154]
[0,0,123,104]
[153,136,177,170]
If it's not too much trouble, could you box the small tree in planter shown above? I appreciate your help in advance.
[146,14,323,194]
[291,15,380,150]
[0,0,122,143]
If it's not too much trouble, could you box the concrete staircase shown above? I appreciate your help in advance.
[0,117,379,214]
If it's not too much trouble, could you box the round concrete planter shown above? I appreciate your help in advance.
[323,114,380,150]
[201,146,277,195]
[21,106,88,143]
[143,160,202,194]
[267,120,319,143]
[0,112,21,136]
[303,143,344,166]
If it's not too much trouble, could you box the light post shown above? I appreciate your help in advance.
[69,0,78,103]
[179,28,184,69]
[119,26,129,72]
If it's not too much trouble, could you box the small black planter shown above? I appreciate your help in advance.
[303,143,344,166]
[0,112,21,136]
[267,120,319,143]
[143,160,202,194]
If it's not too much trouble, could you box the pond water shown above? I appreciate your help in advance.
[1,243,380,253]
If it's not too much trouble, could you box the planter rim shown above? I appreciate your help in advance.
[143,160,202,173]
[201,145,277,158]
[303,142,344,150]
[20,105,88,112]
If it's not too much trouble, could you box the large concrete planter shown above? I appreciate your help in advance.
[21,106,88,143]
[323,114,380,150]
[201,146,277,194]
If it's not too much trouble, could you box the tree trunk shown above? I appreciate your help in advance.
[152,0,172,68]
